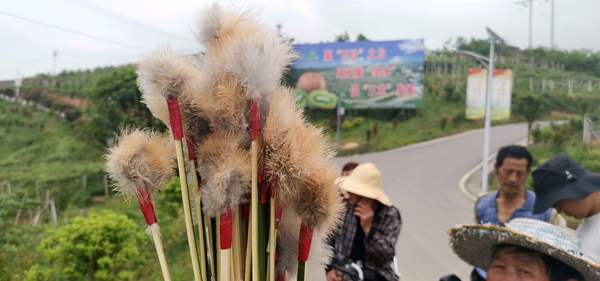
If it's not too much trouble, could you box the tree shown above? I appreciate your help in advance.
[25,211,148,281]
[356,33,369,41]
[335,31,350,42]
[80,65,163,146]
[514,93,550,144]
[568,93,600,118]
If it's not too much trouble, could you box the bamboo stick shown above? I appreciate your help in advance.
[268,197,276,281]
[258,193,268,281]
[205,216,216,281]
[250,101,260,281]
[149,224,172,281]
[245,218,252,281]
[167,97,202,281]
[138,189,172,281]
[186,139,208,281]
[232,207,244,281]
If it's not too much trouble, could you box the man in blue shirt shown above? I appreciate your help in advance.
[472,145,552,281]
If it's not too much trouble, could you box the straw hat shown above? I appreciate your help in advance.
[337,163,392,206]
[449,218,600,281]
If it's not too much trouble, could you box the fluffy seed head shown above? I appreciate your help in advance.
[105,128,175,200]
[196,132,251,216]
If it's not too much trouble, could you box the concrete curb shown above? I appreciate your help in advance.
[458,138,528,202]
[458,154,497,201]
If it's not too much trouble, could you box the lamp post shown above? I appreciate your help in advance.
[457,28,505,193]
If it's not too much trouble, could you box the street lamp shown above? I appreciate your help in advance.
[457,27,505,193]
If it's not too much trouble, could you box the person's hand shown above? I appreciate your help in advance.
[327,269,342,281]
[354,200,374,234]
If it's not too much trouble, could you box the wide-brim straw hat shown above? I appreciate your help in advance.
[449,218,600,281]
[337,163,392,206]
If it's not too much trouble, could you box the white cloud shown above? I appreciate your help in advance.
[398,40,424,54]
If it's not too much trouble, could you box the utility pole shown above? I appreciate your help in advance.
[456,28,505,193]
[528,0,533,49]
[14,75,22,98]
[517,0,534,49]
[550,0,555,49]
[52,50,58,75]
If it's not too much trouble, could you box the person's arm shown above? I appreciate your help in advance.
[324,226,340,272]
[325,203,349,272]
[363,207,402,266]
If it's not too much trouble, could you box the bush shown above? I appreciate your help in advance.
[549,124,573,148]
[341,116,365,129]
[25,210,148,281]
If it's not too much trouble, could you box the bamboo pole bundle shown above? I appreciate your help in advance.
[105,129,175,281]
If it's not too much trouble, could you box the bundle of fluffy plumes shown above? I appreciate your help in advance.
[135,2,341,246]
[105,128,175,200]
[263,88,341,231]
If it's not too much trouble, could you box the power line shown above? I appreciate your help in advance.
[0,10,146,50]
[62,0,196,44]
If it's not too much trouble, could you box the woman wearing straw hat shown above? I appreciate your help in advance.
[326,163,402,281]
[449,218,600,281]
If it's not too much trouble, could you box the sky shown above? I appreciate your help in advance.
[1,0,599,80]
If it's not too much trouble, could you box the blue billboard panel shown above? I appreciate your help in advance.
[292,39,425,109]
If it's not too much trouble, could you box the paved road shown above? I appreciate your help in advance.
[307,123,527,281]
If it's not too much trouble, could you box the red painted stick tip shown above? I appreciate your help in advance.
[258,160,265,184]
[185,137,196,161]
[276,272,286,281]
[219,208,233,249]
[249,100,260,140]
[137,188,157,225]
[298,223,313,262]
[260,182,269,204]
[167,97,183,140]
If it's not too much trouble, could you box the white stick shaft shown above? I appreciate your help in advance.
[220,248,232,281]
[175,141,202,281]
[150,224,172,281]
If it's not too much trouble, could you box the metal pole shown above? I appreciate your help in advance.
[53,50,58,75]
[550,0,555,49]
[482,35,496,193]
[529,0,533,49]
[14,78,21,98]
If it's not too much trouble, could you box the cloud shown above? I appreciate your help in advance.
[397,40,424,54]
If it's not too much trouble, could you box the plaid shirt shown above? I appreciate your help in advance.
[327,201,402,281]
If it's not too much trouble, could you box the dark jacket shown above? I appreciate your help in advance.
[327,200,402,281]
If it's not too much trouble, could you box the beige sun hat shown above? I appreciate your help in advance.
[449,218,600,281]
[337,163,392,206]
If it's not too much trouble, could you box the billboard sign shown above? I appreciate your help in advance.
[466,68,513,120]
[292,39,425,109]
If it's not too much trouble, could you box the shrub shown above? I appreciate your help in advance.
[25,210,148,281]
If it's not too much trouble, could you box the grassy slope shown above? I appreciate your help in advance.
[0,101,103,184]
